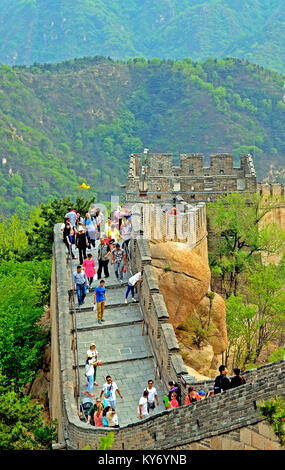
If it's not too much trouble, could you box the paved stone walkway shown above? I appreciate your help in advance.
[70,246,166,427]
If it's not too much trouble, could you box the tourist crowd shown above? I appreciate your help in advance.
[62,204,246,428]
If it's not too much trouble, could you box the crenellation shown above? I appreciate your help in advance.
[126,152,257,204]
[258,182,285,198]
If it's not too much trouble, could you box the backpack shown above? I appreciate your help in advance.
[85,363,93,377]
[84,217,95,227]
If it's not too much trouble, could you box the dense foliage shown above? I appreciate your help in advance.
[0,56,284,214]
[258,396,285,447]
[0,372,57,450]
[0,258,52,390]
[225,262,285,368]
[207,192,285,368]
[0,1,284,74]
[208,192,285,297]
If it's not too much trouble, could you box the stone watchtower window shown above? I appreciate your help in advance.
[159,169,163,174]
[220,169,225,174]
[189,164,194,174]
[191,195,195,200]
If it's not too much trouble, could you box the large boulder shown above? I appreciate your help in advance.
[198,293,228,354]
[149,240,228,377]
[180,342,214,376]
[149,241,211,328]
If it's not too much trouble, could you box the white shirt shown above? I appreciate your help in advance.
[121,223,131,240]
[139,396,149,416]
[86,348,98,360]
[147,386,157,403]
[65,211,77,227]
[104,223,112,236]
[128,272,141,286]
[96,212,104,225]
[85,359,96,377]
[102,381,118,401]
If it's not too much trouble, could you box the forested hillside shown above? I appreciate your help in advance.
[0,0,284,74]
[0,56,284,214]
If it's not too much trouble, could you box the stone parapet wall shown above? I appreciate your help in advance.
[130,202,207,250]
[129,236,188,390]
[174,421,283,451]
[180,360,285,403]
[258,182,285,198]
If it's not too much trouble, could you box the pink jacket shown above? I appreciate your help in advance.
[83,258,95,278]
[94,412,103,427]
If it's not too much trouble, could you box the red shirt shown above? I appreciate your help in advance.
[94,412,103,427]
[170,399,179,408]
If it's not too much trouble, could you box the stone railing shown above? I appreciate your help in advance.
[129,230,188,390]
[130,200,207,249]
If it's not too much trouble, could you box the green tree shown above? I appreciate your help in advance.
[0,213,28,260]
[0,259,51,390]
[243,262,285,364]
[225,262,285,367]
[22,196,95,260]
[208,192,285,297]
[258,396,285,447]
[0,371,57,450]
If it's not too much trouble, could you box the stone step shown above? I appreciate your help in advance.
[76,303,143,331]
[77,323,153,365]
[72,288,139,312]
[78,357,166,427]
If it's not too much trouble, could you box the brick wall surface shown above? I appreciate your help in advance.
[126,153,256,204]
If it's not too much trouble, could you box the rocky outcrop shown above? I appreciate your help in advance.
[149,241,228,377]
[149,241,211,328]
[198,293,228,355]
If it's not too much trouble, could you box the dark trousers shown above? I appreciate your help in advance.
[97,259,109,278]
[86,231,95,248]
[76,283,87,306]
[63,238,75,258]
[78,246,87,265]
[125,284,134,298]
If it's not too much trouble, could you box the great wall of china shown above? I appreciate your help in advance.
[49,153,285,450]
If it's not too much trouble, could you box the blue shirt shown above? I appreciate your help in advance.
[95,285,105,303]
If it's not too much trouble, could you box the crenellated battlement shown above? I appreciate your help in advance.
[126,152,257,204]
[258,182,285,198]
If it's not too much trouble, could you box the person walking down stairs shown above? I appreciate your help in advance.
[125,269,143,304]
[111,243,126,284]
[85,356,101,397]
[72,265,89,307]
[94,279,106,325]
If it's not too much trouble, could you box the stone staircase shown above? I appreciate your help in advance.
[70,252,166,427]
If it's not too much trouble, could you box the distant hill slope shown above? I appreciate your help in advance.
[0,0,284,74]
[0,56,284,214]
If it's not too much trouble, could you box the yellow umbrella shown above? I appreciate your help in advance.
[79,183,90,189]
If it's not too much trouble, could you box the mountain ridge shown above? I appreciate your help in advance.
[0,0,284,73]
[0,56,284,214]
